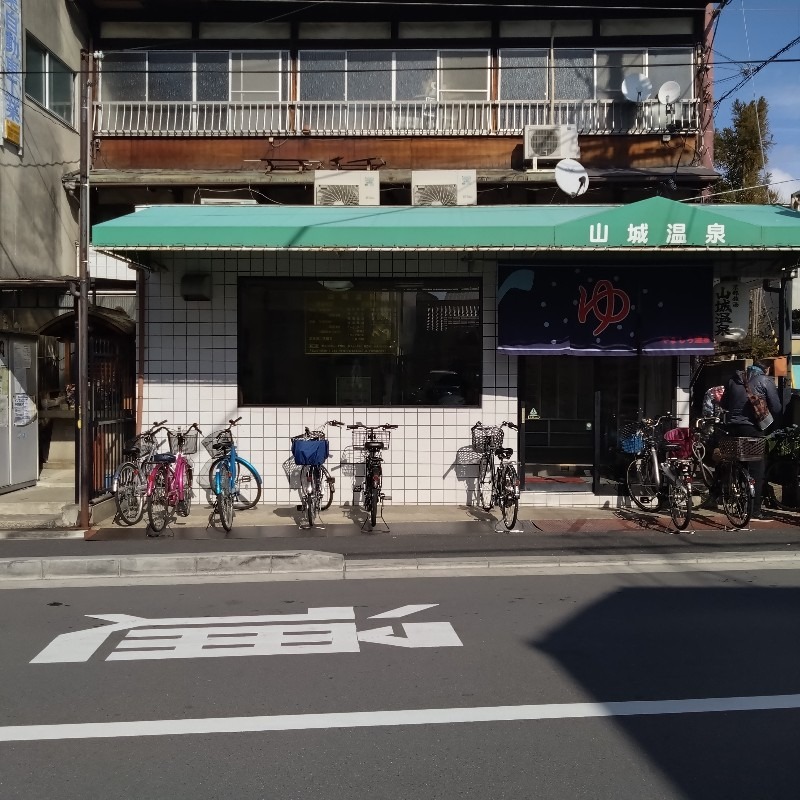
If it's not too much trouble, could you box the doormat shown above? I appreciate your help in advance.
[525,475,587,484]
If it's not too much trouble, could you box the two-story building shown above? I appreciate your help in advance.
[75,0,799,509]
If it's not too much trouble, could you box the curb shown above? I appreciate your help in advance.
[2,549,800,583]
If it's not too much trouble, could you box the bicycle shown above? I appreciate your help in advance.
[763,425,800,511]
[204,417,263,532]
[291,420,344,527]
[715,432,764,528]
[347,422,398,528]
[471,420,520,530]
[624,414,688,524]
[112,419,167,525]
[145,423,202,534]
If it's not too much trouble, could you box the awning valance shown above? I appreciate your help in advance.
[91,197,800,253]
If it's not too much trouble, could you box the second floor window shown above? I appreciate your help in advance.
[25,36,74,124]
[100,51,289,103]
[298,50,490,102]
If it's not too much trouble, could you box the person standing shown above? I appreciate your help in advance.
[720,361,782,520]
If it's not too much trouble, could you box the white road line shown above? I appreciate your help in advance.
[2,694,800,742]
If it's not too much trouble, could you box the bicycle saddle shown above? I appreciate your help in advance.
[152,453,176,463]
[364,441,384,451]
[495,447,513,459]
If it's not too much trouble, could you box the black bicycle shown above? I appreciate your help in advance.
[347,422,398,528]
[471,420,520,530]
[291,420,344,527]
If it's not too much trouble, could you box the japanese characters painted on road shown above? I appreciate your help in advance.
[30,604,463,663]
[497,264,713,356]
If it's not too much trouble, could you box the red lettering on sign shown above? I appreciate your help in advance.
[577,280,631,336]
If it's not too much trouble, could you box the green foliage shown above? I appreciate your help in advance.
[748,333,780,361]
[713,98,779,204]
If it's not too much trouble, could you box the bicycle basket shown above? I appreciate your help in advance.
[123,435,155,458]
[168,429,199,456]
[291,438,329,466]
[352,429,391,450]
[472,426,503,453]
[201,429,233,457]
[663,427,693,460]
[717,435,765,462]
[618,422,643,455]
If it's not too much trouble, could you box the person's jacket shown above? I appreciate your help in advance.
[720,369,782,428]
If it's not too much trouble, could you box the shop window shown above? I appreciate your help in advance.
[25,36,74,124]
[238,278,482,407]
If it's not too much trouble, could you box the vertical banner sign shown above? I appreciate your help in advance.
[1,0,23,146]
[497,265,714,356]
[713,280,748,343]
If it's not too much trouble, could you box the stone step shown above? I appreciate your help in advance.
[0,504,79,529]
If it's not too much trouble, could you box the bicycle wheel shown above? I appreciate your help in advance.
[370,470,380,527]
[319,465,334,511]
[147,468,170,534]
[500,464,520,530]
[721,463,752,528]
[176,463,193,517]
[626,455,661,512]
[114,461,145,525]
[477,456,493,511]
[668,476,692,530]
[218,463,234,532]
[764,459,800,511]
[207,457,261,510]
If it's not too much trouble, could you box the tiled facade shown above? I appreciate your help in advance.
[141,252,519,507]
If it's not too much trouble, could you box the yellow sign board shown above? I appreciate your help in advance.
[4,119,20,146]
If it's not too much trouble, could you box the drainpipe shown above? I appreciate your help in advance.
[76,50,94,529]
[136,270,145,434]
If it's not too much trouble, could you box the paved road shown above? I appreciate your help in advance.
[2,568,800,799]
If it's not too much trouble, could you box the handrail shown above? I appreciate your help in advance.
[93,98,700,137]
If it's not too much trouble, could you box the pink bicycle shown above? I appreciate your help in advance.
[145,423,202,534]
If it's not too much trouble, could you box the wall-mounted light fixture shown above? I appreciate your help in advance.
[180,273,212,301]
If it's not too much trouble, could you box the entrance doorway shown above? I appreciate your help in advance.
[520,355,675,493]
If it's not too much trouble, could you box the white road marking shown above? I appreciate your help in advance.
[2,694,799,742]
[369,604,439,619]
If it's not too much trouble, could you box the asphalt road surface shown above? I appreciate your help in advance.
[2,567,800,799]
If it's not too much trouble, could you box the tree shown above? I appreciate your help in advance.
[713,97,779,204]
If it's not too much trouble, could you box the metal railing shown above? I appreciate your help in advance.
[94,98,699,137]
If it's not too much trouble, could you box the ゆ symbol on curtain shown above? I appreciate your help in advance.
[577,280,631,336]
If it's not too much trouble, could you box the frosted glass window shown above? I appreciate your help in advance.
[348,51,392,100]
[149,52,193,101]
[499,50,547,100]
[440,51,488,100]
[25,36,74,124]
[196,52,229,101]
[299,51,345,100]
[395,51,437,101]
[648,48,694,100]
[596,50,645,100]
[231,52,285,101]
[101,53,146,101]
[554,49,593,99]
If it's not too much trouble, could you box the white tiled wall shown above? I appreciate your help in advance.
[141,252,516,505]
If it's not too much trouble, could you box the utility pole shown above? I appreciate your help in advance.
[76,50,94,528]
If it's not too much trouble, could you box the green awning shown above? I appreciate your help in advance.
[92,197,800,252]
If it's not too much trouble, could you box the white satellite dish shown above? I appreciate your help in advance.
[621,73,653,102]
[658,80,681,106]
[555,159,589,198]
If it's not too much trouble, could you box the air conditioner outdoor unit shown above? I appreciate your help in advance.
[314,170,380,206]
[523,124,580,170]
[411,170,477,206]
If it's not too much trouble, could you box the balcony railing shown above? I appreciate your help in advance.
[93,99,699,137]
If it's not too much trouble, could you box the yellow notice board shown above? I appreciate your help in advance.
[305,290,398,355]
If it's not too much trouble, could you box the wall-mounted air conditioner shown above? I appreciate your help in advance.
[411,170,477,206]
[523,124,580,170]
[314,170,380,206]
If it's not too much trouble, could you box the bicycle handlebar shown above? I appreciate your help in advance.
[471,420,518,431]
[347,423,398,430]
[228,416,242,426]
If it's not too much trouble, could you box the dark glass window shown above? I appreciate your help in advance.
[239,278,482,406]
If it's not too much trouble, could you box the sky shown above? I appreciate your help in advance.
[713,1,800,203]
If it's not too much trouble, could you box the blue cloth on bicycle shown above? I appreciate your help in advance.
[292,439,329,466]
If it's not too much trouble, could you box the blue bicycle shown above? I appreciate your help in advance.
[205,417,262,532]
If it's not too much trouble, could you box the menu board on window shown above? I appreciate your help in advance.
[305,290,397,355]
